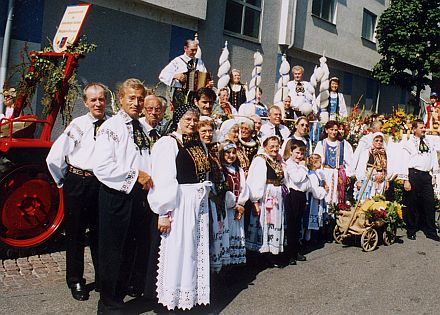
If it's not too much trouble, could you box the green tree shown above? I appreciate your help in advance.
[372,0,440,113]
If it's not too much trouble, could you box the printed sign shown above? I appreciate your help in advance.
[53,4,91,53]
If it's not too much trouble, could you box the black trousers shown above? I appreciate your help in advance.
[284,188,307,259]
[63,172,100,287]
[98,184,157,311]
[404,168,437,237]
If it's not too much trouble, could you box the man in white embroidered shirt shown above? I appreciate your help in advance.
[93,78,154,314]
[46,82,108,301]
[260,105,290,142]
[401,119,440,242]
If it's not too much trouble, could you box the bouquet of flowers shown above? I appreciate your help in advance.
[381,107,410,141]
[360,195,404,233]
[340,105,369,150]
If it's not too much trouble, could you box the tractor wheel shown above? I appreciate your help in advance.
[0,163,64,258]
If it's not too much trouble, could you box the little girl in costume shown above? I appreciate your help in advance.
[221,141,249,265]
[303,154,328,242]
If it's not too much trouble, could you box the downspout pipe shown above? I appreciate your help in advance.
[0,0,15,114]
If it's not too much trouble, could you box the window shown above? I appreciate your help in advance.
[224,0,262,39]
[312,0,337,24]
[362,9,377,42]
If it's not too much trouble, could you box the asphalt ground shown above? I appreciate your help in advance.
[1,230,439,315]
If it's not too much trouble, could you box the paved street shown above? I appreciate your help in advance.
[1,230,439,315]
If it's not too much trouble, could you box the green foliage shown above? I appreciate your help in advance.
[16,36,96,125]
[372,0,440,99]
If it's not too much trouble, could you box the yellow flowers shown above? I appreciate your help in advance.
[396,204,403,220]
[395,111,405,118]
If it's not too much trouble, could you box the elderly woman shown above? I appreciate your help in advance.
[148,104,211,310]
[219,119,251,176]
[213,87,237,122]
[355,132,389,201]
[238,117,259,164]
[198,118,230,273]
[227,69,248,110]
[246,135,285,267]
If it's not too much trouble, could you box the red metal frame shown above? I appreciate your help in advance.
[1,52,80,152]
[0,51,81,248]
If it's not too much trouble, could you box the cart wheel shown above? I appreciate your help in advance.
[361,228,378,252]
[333,226,344,244]
[383,227,397,246]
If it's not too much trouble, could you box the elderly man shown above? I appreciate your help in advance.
[93,79,154,313]
[287,65,315,115]
[159,39,213,107]
[141,95,166,142]
[401,119,440,242]
[46,83,108,301]
[260,105,290,142]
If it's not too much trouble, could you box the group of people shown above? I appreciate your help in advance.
[44,38,440,315]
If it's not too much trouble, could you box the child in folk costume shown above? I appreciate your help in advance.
[246,136,285,267]
[303,154,329,241]
[313,120,353,207]
[220,141,250,265]
[282,139,311,265]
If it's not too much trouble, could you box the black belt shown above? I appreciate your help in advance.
[409,168,429,174]
[68,165,94,177]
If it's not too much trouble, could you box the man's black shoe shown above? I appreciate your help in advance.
[288,258,297,265]
[296,253,307,261]
[127,285,143,298]
[426,234,440,242]
[69,283,89,301]
[407,234,416,240]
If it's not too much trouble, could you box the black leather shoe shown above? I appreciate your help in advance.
[296,254,307,261]
[426,234,440,242]
[288,258,297,265]
[69,283,89,301]
[127,285,143,298]
[407,234,416,240]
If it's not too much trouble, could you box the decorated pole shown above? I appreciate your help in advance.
[217,41,230,90]
[273,54,290,116]
[247,51,263,102]
[313,52,330,123]
[194,33,202,59]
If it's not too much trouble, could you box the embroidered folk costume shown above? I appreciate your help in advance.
[246,153,285,254]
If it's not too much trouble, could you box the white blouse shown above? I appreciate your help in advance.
[93,110,151,194]
[284,159,310,192]
[46,113,108,187]
[308,170,327,200]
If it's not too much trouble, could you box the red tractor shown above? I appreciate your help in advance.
[0,51,81,257]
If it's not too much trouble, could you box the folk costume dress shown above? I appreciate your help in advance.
[246,153,285,254]
[147,132,212,310]
[206,142,231,273]
[238,135,259,166]
[314,139,353,206]
[223,163,249,265]
[304,169,327,231]
[355,144,389,201]
[228,82,247,111]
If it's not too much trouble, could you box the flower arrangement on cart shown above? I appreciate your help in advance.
[333,195,405,252]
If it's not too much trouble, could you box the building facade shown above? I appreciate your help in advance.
[1,0,415,132]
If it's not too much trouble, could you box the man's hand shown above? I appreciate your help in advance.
[253,202,261,216]
[173,73,186,82]
[158,216,171,234]
[432,176,437,187]
[404,180,411,191]
[137,170,153,191]
[206,80,215,88]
